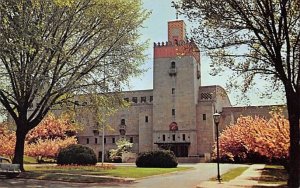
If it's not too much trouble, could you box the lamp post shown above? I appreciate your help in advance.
[213,112,221,183]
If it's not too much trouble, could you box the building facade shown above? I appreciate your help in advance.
[76,20,282,162]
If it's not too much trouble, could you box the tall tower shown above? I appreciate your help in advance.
[152,20,201,157]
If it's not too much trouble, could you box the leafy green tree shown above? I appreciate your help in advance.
[76,93,129,165]
[109,138,133,161]
[0,0,149,171]
[176,0,300,186]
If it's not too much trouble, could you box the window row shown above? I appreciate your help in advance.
[124,96,153,103]
[120,116,149,125]
[86,137,134,144]
[124,96,153,104]
[161,134,187,141]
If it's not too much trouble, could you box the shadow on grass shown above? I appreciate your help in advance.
[19,171,132,184]
[251,165,287,187]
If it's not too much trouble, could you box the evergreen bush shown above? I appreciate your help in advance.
[57,144,97,165]
[136,150,178,168]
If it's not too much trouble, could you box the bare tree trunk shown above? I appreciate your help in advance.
[286,92,300,188]
[12,127,27,172]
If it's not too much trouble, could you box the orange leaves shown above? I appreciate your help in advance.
[26,113,78,143]
[214,112,290,163]
[25,137,77,158]
[0,113,78,159]
[0,123,16,158]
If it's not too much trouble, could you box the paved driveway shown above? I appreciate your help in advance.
[123,163,248,188]
[0,163,248,188]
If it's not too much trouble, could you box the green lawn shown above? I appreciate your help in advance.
[102,166,191,178]
[210,167,249,182]
[22,165,192,182]
[24,156,37,164]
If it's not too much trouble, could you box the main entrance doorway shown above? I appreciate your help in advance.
[158,143,189,157]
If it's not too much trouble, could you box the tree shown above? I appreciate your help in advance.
[25,113,78,162]
[76,93,129,165]
[109,138,133,162]
[0,0,149,171]
[176,0,300,186]
[0,123,16,159]
[25,137,77,162]
[0,114,78,161]
[26,113,79,143]
[213,112,289,164]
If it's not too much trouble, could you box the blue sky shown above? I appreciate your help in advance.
[128,0,285,106]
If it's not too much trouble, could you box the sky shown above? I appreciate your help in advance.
[128,0,285,106]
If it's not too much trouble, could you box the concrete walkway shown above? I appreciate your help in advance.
[197,164,286,188]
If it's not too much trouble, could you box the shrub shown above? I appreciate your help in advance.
[213,111,289,165]
[57,144,97,165]
[136,150,178,168]
[109,138,133,163]
[111,156,122,163]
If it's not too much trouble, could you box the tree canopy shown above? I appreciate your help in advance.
[0,0,149,170]
[214,112,289,164]
[176,0,300,186]
[177,0,300,94]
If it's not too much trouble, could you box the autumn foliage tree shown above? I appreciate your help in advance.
[213,112,289,166]
[0,123,16,159]
[0,114,78,161]
[25,113,78,162]
[26,113,78,143]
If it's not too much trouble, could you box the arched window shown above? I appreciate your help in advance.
[171,61,176,68]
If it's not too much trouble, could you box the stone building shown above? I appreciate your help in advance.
[76,20,283,162]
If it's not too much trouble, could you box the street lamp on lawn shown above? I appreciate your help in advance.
[213,112,221,183]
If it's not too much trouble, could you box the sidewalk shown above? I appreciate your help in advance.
[197,164,284,188]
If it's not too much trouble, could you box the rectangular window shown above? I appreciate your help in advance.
[141,96,146,103]
[172,88,175,94]
[150,96,153,102]
[124,98,129,102]
[132,97,138,103]
[145,116,148,123]
[130,137,133,143]
[112,137,115,144]
[171,61,176,68]
[172,109,176,116]
[121,119,125,125]
[182,134,186,141]
[163,135,165,141]
[203,114,206,120]
[95,138,98,144]
[172,134,175,141]
[86,138,89,144]
[104,137,106,144]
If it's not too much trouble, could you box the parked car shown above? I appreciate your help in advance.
[0,156,21,178]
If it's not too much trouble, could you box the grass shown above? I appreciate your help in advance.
[22,165,192,182]
[20,171,117,183]
[23,156,37,164]
[257,165,287,186]
[210,167,249,182]
[23,156,56,164]
[101,166,191,178]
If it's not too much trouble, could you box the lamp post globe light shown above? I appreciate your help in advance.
[213,112,221,183]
